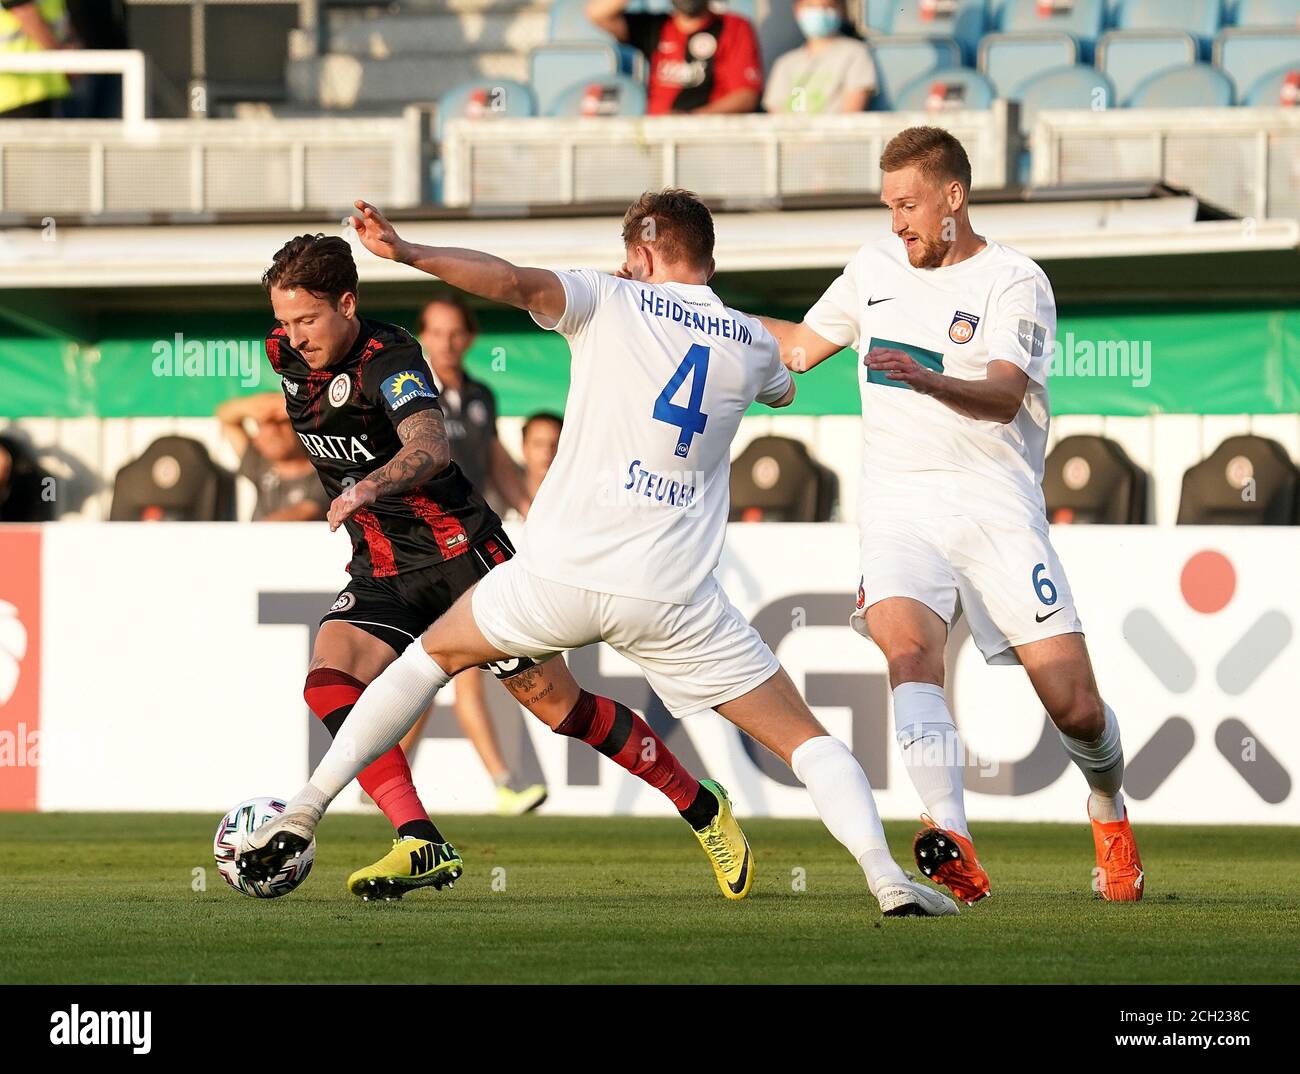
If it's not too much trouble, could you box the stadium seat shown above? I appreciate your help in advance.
[530,42,621,115]
[109,436,235,522]
[895,66,997,110]
[729,436,837,523]
[885,0,990,62]
[979,32,1079,97]
[1176,435,1300,525]
[865,0,895,34]
[1098,29,1198,104]
[1234,0,1300,30]
[996,0,1106,58]
[548,0,619,42]
[1014,64,1116,132]
[1214,27,1300,102]
[435,78,536,141]
[1116,0,1224,59]
[867,35,963,110]
[1126,62,1236,107]
[548,75,648,116]
[1043,435,1149,524]
[1244,61,1300,104]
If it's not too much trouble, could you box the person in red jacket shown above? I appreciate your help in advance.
[587,0,762,115]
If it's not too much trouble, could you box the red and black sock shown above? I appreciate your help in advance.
[554,691,718,830]
[304,668,443,844]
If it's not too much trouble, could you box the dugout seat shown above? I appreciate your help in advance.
[1214,28,1300,102]
[530,42,620,115]
[548,75,647,116]
[1043,435,1149,524]
[1116,0,1223,59]
[1126,62,1236,107]
[1097,29,1198,104]
[979,31,1079,97]
[1176,435,1300,526]
[996,0,1106,59]
[1234,0,1300,31]
[729,436,837,523]
[895,66,997,111]
[886,0,990,63]
[110,436,235,522]
[867,35,963,110]
[1244,63,1300,105]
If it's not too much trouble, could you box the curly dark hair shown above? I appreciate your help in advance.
[620,188,715,270]
[262,234,359,307]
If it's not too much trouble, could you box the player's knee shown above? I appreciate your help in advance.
[1054,690,1105,741]
[886,643,942,687]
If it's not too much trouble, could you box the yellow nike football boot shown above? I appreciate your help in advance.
[691,780,753,900]
[347,837,463,901]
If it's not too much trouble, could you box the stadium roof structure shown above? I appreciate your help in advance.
[0,183,1296,311]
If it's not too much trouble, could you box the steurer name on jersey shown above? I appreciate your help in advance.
[623,459,698,509]
[639,290,753,343]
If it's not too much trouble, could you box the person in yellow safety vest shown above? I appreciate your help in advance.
[0,0,71,118]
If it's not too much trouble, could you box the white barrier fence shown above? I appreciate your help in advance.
[0,522,1296,823]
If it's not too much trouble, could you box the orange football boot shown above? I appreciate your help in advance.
[1090,802,1145,901]
[912,814,991,905]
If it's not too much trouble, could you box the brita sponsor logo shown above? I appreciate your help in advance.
[49,1005,151,1054]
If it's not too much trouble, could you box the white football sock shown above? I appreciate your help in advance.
[306,641,451,803]
[893,681,969,837]
[1060,703,1126,823]
[790,735,908,896]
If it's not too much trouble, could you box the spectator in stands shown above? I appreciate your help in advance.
[764,0,875,114]
[0,0,71,119]
[216,392,328,521]
[0,432,53,521]
[416,291,531,517]
[587,0,763,115]
[60,0,127,118]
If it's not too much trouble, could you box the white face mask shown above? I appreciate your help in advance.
[797,7,842,39]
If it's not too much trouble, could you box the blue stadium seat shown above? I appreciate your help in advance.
[865,0,895,34]
[1126,62,1236,106]
[886,0,990,63]
[1215,27,1300,102]
[1116,0,1224,60]
[895,66,997,110]
[549,0,615,42]
[1243,61,1300,104]
[979,31,1079,96]
[867,35,963,110]
[435,78,536,141]
[996,0,1106,57]
[1098,29,1198,103]
[1013,63,1116,133]
[1234,0,1300,29]
[530,42,620,115]
[548,74,648,116]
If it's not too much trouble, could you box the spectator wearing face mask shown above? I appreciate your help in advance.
[587,0,762,115]
[764,0,875,114]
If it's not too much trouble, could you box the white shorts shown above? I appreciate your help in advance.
[850,515,1083,665]
[471,559,781,718]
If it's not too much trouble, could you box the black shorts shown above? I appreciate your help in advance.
[320,528,538,680]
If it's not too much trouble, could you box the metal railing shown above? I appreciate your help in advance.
[1031,107,1300,222]
[0,49,148,126]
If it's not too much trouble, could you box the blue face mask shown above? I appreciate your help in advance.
[797,7,841,39]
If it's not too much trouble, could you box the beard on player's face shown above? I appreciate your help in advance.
[271,288,357,368]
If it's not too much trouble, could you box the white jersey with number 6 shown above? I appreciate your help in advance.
[519,269,792,605]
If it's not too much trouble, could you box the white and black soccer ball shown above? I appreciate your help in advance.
[213,796,315,898]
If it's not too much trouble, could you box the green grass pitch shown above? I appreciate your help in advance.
[1,813,1297,984]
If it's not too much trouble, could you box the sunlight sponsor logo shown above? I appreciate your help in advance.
[50,1005,151,1054]
[1048,333,1152,387]
[151,333,262,387]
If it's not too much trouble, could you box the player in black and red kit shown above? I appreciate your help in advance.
[259,233,733,901]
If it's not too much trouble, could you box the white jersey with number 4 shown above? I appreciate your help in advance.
[520,269,792,605]
[805,236,1057,531]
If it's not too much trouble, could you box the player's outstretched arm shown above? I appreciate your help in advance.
[865,349,1028,424]
[756,316,843,374]
[326,408,452,531]
[349,200,566,324]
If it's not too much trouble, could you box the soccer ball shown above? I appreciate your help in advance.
[213,796,315,898]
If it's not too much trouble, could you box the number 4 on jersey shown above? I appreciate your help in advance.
[654,343,710,458]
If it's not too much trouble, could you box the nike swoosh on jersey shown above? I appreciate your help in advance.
[1035,607,1065,623]
[867,296,895,306]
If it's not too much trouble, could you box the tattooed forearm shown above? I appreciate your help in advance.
[363,408,452,499]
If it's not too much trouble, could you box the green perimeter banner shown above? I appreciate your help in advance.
[1,305,1297,419]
